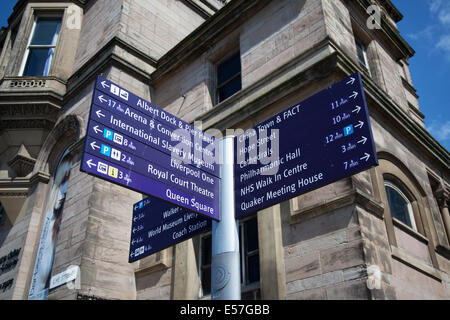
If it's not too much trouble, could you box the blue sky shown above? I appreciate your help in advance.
[393,0,450,151]
[0,0,448,151]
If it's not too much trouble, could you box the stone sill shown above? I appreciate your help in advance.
[391,245,442,281]
[198,282,260,300]
[392,218,428,244]
[135,249,172,276]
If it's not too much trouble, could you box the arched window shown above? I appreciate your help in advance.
[384,180,417,231]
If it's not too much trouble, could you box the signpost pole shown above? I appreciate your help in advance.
[211,136,240,300]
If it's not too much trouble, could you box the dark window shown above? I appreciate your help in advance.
[216,52,241,103]
[385,181,417,230]
[355,38,369,70]
[198,216,260,299]
[200,234,212,296]
[240,216,260,286]
[22,17,61,76]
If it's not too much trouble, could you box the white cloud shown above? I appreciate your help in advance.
[423,0,450,59]
[427,120,450,142]
[428,0,450,25]
[429,0,442,13]
[437,35,450,51]
[436,35,450,61]
[439,10,450,25]
[407,25,436,41]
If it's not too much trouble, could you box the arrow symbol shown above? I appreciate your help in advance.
[96,110,105,118]
[101,81,110,89]
[349,91,358,99]
[346,77,356,85]
[98,95,107,103]
[357,136,368,145]
[355,121,364,129]
[86,159,96,168]
[352,106,362,114]
[360,153,371,162]
[93,125,102,134]
[90,141,100,150]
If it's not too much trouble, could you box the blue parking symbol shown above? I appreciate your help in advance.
[103,129,113,140]
[101,144,111,157]
[343,125,354,136]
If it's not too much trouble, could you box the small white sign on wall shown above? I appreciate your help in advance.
[49,265,79,290]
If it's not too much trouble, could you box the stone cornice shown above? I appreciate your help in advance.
[198,40,338,130]
[352,0,415,59]
[151,0,272,83]
[379,0,403,22]
[180,0,216,19]
[64,37,157,103]
[6,0,90,27]
[333,47,449,170]
[290,188,385,225]
[0,171,50,192]
[194,38,449,172]
[401,76,419,99]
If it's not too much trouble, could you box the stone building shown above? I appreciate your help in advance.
[0,0,449,300]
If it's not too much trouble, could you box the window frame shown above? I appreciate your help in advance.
[198,232,212,298]
[216,51,242,104]
[384,180,418,232]
[19,14,62,77]
[355,37,369,72]
[197,215,260,299]
[239,215,260,287]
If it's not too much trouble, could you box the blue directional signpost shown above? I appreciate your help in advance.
[80,76,220,221]
[80,72,378,300]
[128,197,211,262]
[234,72,378,219]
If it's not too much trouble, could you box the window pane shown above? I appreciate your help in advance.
[218,77,241,102]
[23,48,54,76]
[247,254,260,283]
[217,52,241,86]
[31,18,61,45]
[201,235,212,266]
[201,268,211,296]
[355,40,367,68]
[239,225,243,284]
[385,186,412,227]
[241,289,261,300]
[245,218,259,253]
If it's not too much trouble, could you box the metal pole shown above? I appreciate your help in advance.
[211,135,241,300]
